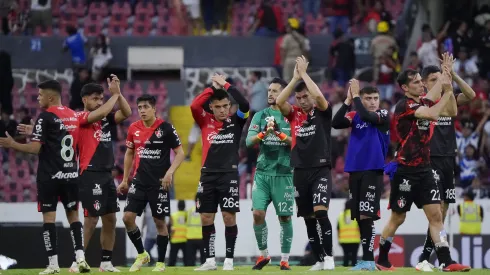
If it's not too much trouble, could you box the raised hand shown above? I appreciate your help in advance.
[441,70,453,92]
[17,119,34,136]
[296,55,309,76]
[292,64,300,80]
[349,79,360,97]
[211,74,228,87]
[107,74,121,96]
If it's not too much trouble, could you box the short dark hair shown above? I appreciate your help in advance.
[177,200,186,211]
[136,94,157,107]
[80,83,104,97]
[294,81,307,93]
[396,69,419,88]
[360,86,379,96]
[66,25,78,36]
[37,80,62,94]
[209,89,229,102]
[421,65,441,80]
[270,77,288,89]
[252,71,262,79]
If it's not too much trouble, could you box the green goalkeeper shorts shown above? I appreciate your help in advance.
[252,173,294,216]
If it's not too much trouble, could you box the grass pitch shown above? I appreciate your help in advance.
[2,266,490,275]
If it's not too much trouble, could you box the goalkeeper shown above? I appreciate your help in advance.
[246,77,294,271]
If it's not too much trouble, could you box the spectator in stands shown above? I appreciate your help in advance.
[329,0,350,33]
[281,18,309,81]
[250,0,284,37]
[456,115,489,158]
[90,34,112,82]
[180,0,201,35]
[273,30,286,78]
[302,0,321,21]
[376,46,399,99]
[69,68,92,110]
[451,21,471,57]
[63,25,88,67]
[329,29,355,87]
[0,110,17,164]
[453,47,479,88]
[364,0,392,33]
[407,51,422,71]
[370,21,397,89]
[478,19,490,78]
[459,144,487,189]
[29,0,51,31]
[417,28,440,68]
[3,1,27,35]
[248,71,268,114]
[201,0,228,35]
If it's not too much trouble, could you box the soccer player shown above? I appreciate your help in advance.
[416,53,476,271]
[0,80,90,274]
[276,56,335,271]
[332,79,390,271]
[376,69,470,272]
[117,94,185,272]
[70,76,131,272]
[190,74,250,271]
[246,77,294,271]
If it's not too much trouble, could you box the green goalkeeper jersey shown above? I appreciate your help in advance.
[246,107,292,176]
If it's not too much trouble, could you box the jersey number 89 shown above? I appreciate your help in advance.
[61,135,74,162]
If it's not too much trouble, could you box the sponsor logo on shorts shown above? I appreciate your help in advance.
[284,192,294,201]
[67,201,77,208]
[230,180,237,184]
[43,204,51,207]
[368,185,376,190]
[319,177,328,182]
[158,192,168,202]
[399,179,411,192]
[128,184,136,194]
[432,169,440,182]
[94,200,101,211]
[317,184,328,193]
[93,184,102,196]
[365,192,376,202]
[229,187,239,197]
[397,197,406,208]
[197,182,203,193]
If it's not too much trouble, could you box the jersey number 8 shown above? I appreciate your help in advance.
[61,135,75,162]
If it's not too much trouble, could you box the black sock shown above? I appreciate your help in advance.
[314,210,333,257]
[225,225,238,259]
[377,236,393,264]
[70,221,84,251]
[419,228,434,262]
[435,245,453,266]
[359,219,375,261]
[202,224,216,259]
[101,250,112,262]
[304,218,325,262]
[157,235,169,263]
[42,223,58,257]
[127,227,145,254]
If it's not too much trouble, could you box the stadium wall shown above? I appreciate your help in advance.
[0,36,374,69]
[1,199,489,268]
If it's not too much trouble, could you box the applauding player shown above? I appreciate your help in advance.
[190,74,250,271]
[246,78,294,271]
[117,95,185,272]
[332,80,390,271]
[70,75,131,272]
[376,69,470,272]
[0,80,90,274]
[416,54,476,270]
[276,56,335,271]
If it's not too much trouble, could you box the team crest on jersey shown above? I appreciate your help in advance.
[155,128,163,138]
[397,197,406,208]
[94,200,101,211]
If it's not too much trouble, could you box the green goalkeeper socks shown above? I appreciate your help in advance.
[253,222,268,251]
[280,219,293,254]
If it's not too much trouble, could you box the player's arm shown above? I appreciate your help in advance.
[332,104,352,129]
[440,93,458,117]
[453,73,476,105]
[297,56,329,111]
[414,91,452,121]
[122,148,134,183]
[0,113,48,154]
[82,76,123,124]
[246,112,265,147]
[161,124,185,190]
[276,68,300,117]
[114,92,132,124]
[353,98,390,125]
[212,75,250,119]
[190,87,214,126]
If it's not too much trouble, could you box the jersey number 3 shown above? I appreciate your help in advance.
[61,135,75,162]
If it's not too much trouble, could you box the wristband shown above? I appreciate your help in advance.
[276,131,288,141]
[257,132,266,140]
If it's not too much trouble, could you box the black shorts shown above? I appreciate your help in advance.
[348,170,383,221]
[293,167,332,217]
[123,178,170,220]
[79,171,119,217]
[37,179,79,213]
[431,156,456,203]
[389,166,441,213]
[196,171,240,213]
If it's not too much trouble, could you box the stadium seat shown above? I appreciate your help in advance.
[84,23,103,36]
[65,0,86,18]
[135,1,156,16]
[112,1,132,17]
[132,23,152,37]
[51,0,62,17]
[108,24,127,37]
[34,26,54,36]
[88,1,109,17]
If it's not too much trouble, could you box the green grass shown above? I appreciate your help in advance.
[3,266,490,275]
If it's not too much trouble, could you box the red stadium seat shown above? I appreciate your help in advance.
[65,0,86,17]
[88,1,109,17]
[135,1,155,16]
[108,24,127,37]
[34,26,53,36]
[84,23,103,36]
[112,1,132,17]
[132,23,152,37]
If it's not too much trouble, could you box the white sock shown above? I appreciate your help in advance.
[224,258,233,263]
[75,250,85,261]
[206,257,215,263]
[281,253,289,262]
[48,255,59,267]
[260,249,269,257]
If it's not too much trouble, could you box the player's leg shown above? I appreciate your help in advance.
[219,172,240,271]
[294,169,325,270]
[61,183,90,273]
[418,171,470,272]
[37,182,61,275]
[251,173,272,270]
[98,175,119,272]
[271,175,294,270]
[311,168,334,270]
[351,171,381,271]
[148,187,171,271]
[376,171,411,270]
[123,183,150,272]
[194,173,219,270]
